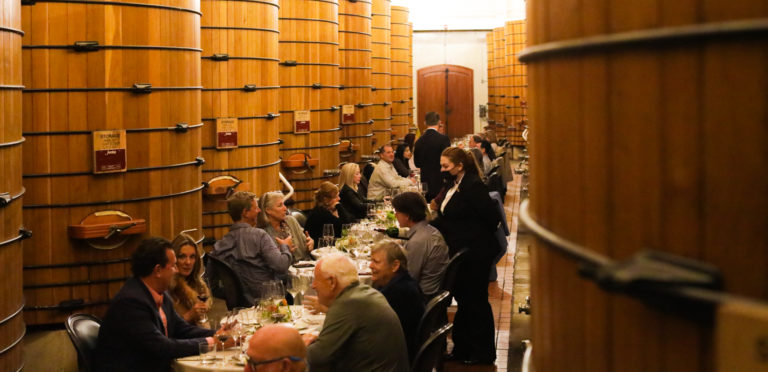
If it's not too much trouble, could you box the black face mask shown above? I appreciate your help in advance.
[441,170,456,183]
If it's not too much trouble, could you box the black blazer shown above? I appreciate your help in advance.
[430,172,501,261]
[305,204,354,243]
[377,272,425,362]
[94,277,216,372]
[339,184,369,220]
[393,157,411,178]
[413,129,451,201]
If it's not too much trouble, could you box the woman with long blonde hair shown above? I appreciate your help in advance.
[170,232,212,326]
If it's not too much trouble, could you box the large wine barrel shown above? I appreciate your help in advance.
[279,0,341,210]
[523,1,768,371]
[338,0,374,164]
[491,27,506,140]
[0,0,26,368]
[389,6,410,140]
[21,0,203,324]
[200,0,280,241]
[408,22,414,129]
[486,31,496,128]
[370,0,391,148]
[505,20,527,146]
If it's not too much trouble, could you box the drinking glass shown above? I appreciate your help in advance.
[322,224,334,238]
[199,341,216,365]
[420,182,428,196]
[196,293,209,325]
[341,224,352,238]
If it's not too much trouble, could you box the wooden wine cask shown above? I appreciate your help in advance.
[510,20,527,146]
[21,0,203,324]
[279,0,341,210]
[370,0,391,148]
[339,0,373,164]
[408,22,414,129]
[0,0,27,368]
[492,27,506,140]
[486,31,496,128]
[389,6,410,140]
[200,0,280,241]
[523,1,768,371]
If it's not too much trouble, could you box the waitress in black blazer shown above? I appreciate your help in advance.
[430,147,501,365]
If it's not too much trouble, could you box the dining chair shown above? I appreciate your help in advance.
[65,313,102,372]
[411,323,453,372]
[203,254,251,309]
[416,291,451,347]
[439,248,469,293]
[288,208,307,228]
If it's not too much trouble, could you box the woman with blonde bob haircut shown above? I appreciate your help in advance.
[170,232,212,326]
[257,191,313,262]
[304,182,353,243]
[338,163,370,220]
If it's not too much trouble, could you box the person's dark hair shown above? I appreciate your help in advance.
[378,143,393,155]
[441,147,483,178]
[131,237,173,278]
[472,134,483,144]
[480,140,496,160]
[425,112,440,127]
[227,191,257,222]
[392,192,428,222]
[315,181,340,210]
[403,133,416,150]
[394,143,410,163]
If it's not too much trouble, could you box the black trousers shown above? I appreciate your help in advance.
[450,256,496,361]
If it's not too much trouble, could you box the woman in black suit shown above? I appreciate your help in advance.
[430,147,501,365]
[304,181,354,244]
[338,162,370,220]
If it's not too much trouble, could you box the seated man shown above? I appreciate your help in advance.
[94,237,230,372]
[368,144,415,200]
[369,240,425,361]
[303,254,409,371]
[209,191,293,304]
[392,192,449,299]
[246,324,306,372]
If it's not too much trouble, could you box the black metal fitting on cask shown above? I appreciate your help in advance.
[243,84,257,92]
[281,60,298,66]
[195,157,205,166]
[212,53,229,61]
[330,106,339,111]
[73,41,99,52]
[312,83,322,89]
[371,87,377,91]
[0,193,10,207]
[174,123,189,133]
[131,83,152,94]
[267,113,277,119]
[339,85,345,90]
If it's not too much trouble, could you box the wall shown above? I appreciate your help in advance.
[391,0,525,30]
[412,30,490,134]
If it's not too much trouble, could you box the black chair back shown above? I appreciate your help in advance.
[411,323,453,372]
[416,291,451,346]
[65,313,102,372]
[203,254,251,309]
[440,248,469,293]
[288,208,307,228]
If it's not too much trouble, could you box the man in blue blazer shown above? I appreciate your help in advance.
[413,112,451,201]
[94,237,228,372]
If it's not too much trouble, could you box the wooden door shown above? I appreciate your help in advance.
[417,64,474,139]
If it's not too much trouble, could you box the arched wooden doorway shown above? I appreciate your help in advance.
[417,64,474,139]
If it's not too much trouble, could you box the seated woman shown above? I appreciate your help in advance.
[393,143,413,178]
[258,191,314,262]
[304,181,354,243]
[170,232,212,327]
[338,163,370,220]
[480,140,496,175]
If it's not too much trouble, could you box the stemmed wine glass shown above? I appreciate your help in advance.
[196,293,209,325]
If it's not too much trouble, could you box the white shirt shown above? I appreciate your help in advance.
[440,172,464,213]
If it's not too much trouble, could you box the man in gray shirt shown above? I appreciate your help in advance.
[392,192,449,299]
[209,191,293,304]
[302,254,409,371]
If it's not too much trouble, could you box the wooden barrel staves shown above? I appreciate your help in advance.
[389,6,410,141]
[485,32,495,128]
[279,0,342,210]
[338,0,374,164]
[492,27,506,140]
[370,0,391,149]
[200,0,280,242]
[0,0,27,368]
[508,20,527,146]
[408,22,414,129]
[523,1,768,371]
[21,0,203,324]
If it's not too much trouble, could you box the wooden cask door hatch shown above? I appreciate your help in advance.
[417,64,474,139]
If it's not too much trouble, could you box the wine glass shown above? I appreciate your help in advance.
[322,224,335,238]
[341,224,352,238]
[196,293,209,325]
[420,182,428,196]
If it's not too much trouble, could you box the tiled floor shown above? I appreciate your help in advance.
[443,172,526,372]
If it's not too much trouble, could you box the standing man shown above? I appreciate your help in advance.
[94,237,229,372]
[367,144,415,200]
[414,112,451,201]
[302,254,409,371]
[209,191,293,304]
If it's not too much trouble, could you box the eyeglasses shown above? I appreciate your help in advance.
[246,355,303,369]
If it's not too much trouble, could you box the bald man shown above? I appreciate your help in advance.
[245,325,306,372]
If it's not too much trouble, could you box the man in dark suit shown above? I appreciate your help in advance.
[94,237,230,372]
[414,111,451,201]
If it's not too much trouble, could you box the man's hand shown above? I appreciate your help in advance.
[305,232,314,251]
[276,236,296,253]
[303,295,328,314]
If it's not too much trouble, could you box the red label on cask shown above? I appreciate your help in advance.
[93,130,127,174]
[342,105,355,123]
[216,118,239,149]
[294,110,310,134]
